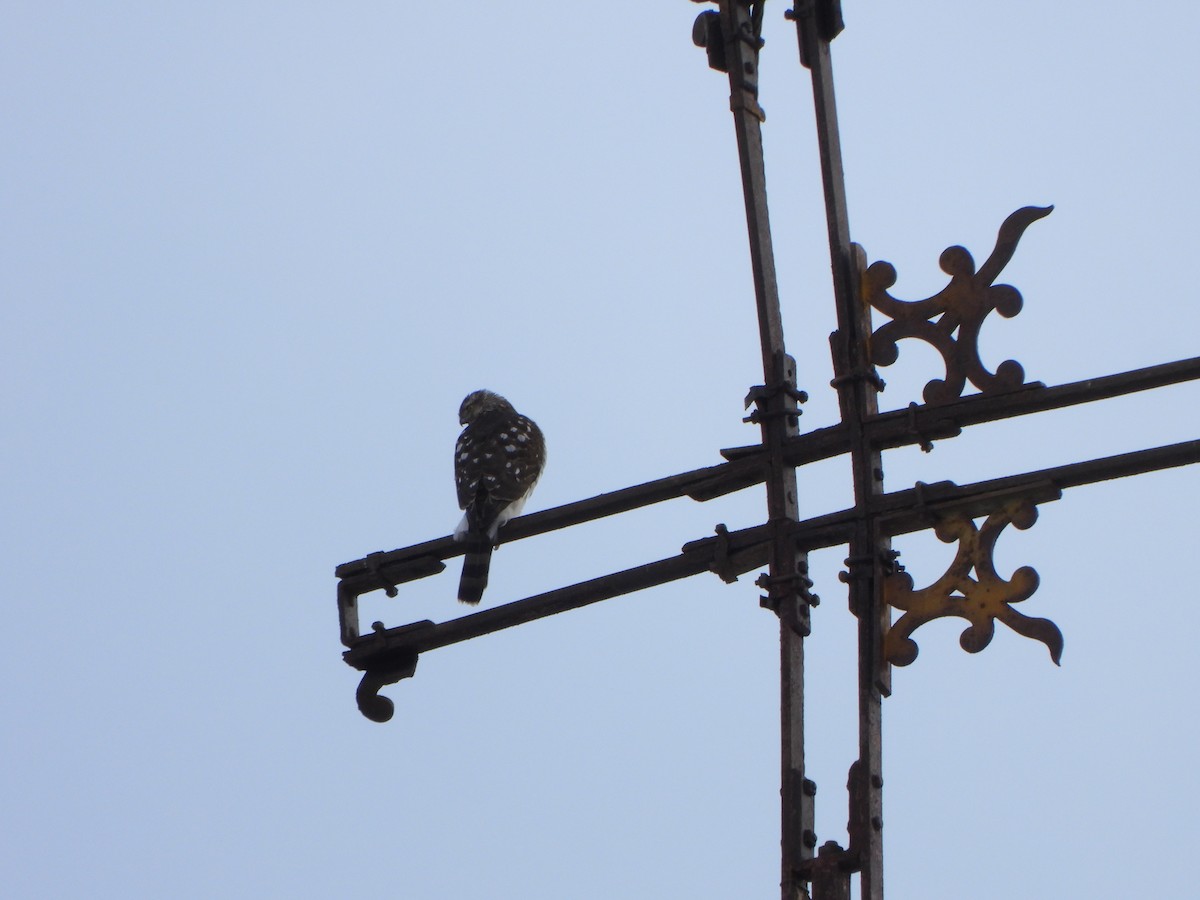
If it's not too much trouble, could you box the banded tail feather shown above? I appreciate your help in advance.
[457,534,494,605]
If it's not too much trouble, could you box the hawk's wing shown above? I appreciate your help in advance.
[454,407,545,532]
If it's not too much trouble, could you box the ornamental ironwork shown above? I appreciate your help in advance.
[330,3,1200,898]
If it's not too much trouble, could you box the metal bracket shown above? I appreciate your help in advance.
[883,498,1064,666]
[905,401,935,453]
[829,364,886,394]
[343,619,437,722]
[743,380,808,425]
[366,552,399,598]
[758,554,819,637]
[709,523,741,583]
[691,10,726,72]
[788,0,847,69]
[797,839,855,900]
[355,651,418,723]
[861,205,1053,405]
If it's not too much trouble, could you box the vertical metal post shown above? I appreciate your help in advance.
[705,3,815,897]
[792,4,888,899]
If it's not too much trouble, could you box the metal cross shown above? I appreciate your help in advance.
[332,3,1200,898]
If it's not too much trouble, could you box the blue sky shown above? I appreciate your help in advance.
[3,3,1197,898]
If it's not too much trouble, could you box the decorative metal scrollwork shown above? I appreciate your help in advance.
[883,498,1063,666]
[355,650,419,723]
[861,205,1052,405]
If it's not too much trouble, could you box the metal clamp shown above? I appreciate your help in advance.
[365,552,399,598]
[830,365,886,393]
[709,523,740,584]
[905,401,935,453]
[743,381,809,425]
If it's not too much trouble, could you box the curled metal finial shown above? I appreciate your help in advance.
[883,498,1063,666]
[355,651,419,723]
[861,205,1052,405]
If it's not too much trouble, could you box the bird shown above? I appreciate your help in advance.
[453,390,546,604]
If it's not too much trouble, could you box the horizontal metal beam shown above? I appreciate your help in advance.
[336,357,1200,598]
[336,520,784,664]
[799,438,1200,544]
[333,453,770,595]
[716,355,1200,464]
[865,355,1200,454]
[343,438,1199,664]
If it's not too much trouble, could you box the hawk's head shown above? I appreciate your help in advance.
[459,389,515,426]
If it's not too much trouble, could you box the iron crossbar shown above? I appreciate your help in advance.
[339,438,1200,703]
[335,356,1200,599]
[333,3,1198,897]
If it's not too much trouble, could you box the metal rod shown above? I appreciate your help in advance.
[344,546,738,665]
[874,439,1200,532]
[709,4,816,896]
[792,4,885,896]
[862,355,1200,453]
[337,356,1200,599]
[721,355,1200,462]
[333,454,768,586]
[342,438,1200,689]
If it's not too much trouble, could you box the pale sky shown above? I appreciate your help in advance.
[3,3,1197,898]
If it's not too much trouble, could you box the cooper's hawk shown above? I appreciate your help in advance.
[453,390,546,604]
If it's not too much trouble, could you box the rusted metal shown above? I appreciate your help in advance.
[788,0,844,67]
[791,2,885,896]
[861,206,1053,404]
[873,440,1199,530]
[883,498,1063,667]
[331,8,1200,898]
[344,529,772,719]
[341,436,1196,640]
[352,623,423,722]
[719,354,1200,462]
[336,357,1200,614]
[698,6,816,896]
[332,453,772,607]
[804,841,853,900]
[335,437,1199,664]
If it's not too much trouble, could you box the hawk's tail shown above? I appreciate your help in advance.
[458,536,494,605]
